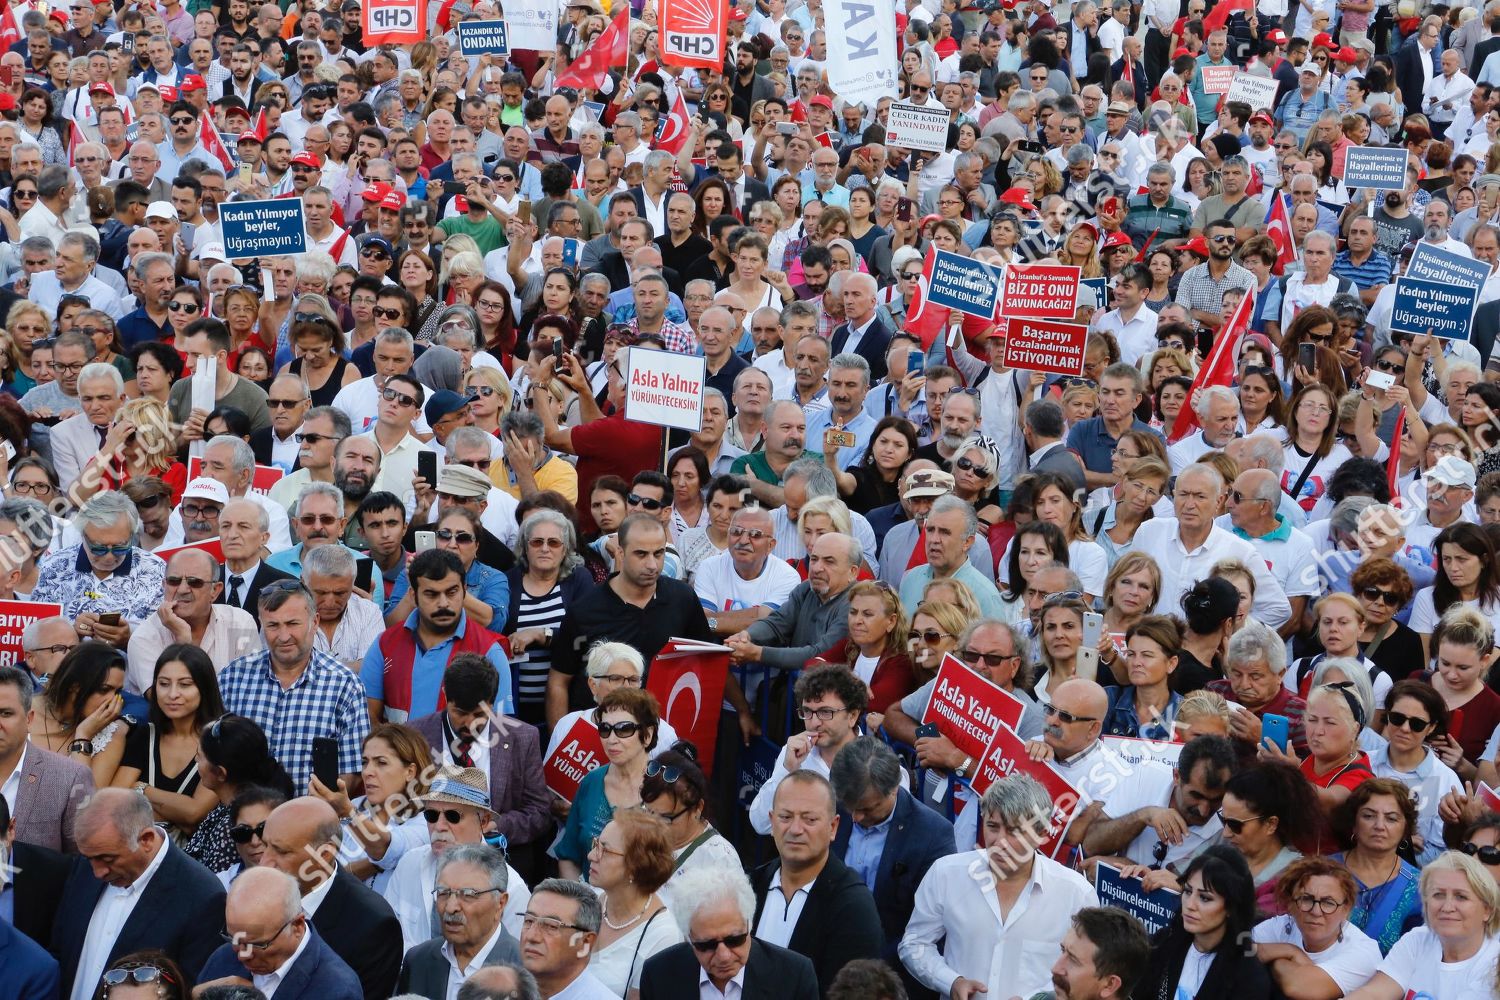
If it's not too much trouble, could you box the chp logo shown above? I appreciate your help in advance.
[660,0,728,69]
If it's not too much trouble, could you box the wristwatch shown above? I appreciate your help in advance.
[956,756,973,779]
[707,616,719,632]
[68,739,93,757]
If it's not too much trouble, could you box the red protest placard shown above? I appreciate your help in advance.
[544,715,606,800]
[969,722,1083,859]
[362,0,424,45]
[999,263,1081,319]
[1004,318,1089,377]
[187,457,285,498]
[1201,65,1236,94]
[0,599,62,667]
[920,653,1027,761]
[645,638,731,775]
[154,537,225,564]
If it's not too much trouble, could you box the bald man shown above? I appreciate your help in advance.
[196,867,362,1000]
[255,797,403,1000]
[655,191,715,280]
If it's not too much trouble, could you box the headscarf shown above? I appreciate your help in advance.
[413,344,464,393]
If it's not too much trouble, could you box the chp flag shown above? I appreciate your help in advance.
[362,0,424,44]
[659,0,728,70]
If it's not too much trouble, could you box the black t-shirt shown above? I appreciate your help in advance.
[552,576,714,712]
[122,722,202,798]
[1372,207,1424,259]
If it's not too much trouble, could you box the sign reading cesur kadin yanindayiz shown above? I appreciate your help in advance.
[884,101,951,153]
[622,346,707,433]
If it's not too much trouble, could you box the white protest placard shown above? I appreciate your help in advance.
[504,0,558,52]
[1225,73,1279,112]
[884,101,951,153]
[826,0,900,104]
[622,346,707,433]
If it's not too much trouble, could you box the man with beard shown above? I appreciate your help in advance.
[1023,909,1152,1000]
[1369,166,1427,258]
[1171,219,1256,335]
[126,544,257,690]
[363,548,512,725]
[914,388,979,467]
[267,406,352,511]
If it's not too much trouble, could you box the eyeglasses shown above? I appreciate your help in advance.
[1360,586,1402,607]
[295,432,336,444]
[222,918,294,951]
[103,967,176,988]
[589,835,625,857]
[627,492,665,510]
[374,306,403,319]
[165,574,212,589]
[690,932,750,953]
[381,386,417,407]
[423,807,467,824]
[955,456,991,477]
[436,528,476,544]
[1229,489,1269,506]
[27,642,74,656]
[266,398,305,409]
[1217,811,1263,835]
[916,628,953,645]
[1294,894,1344,914]
[49,361,85,373]
[797,704,851,721]
[229,821,267,844]
[521,914,586,935]
[1386,710,1432,733]
[10,480,52,495]
[527,537,564,551]
[85,541,133,557]
[433,886,501,902]
[727,525,766,540]
[1042,701,1099,725]
[1462,842,1500,865]
[597,720,642,738]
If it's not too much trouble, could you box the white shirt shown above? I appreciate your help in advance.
[748,743,834,836]
[161,491,293,554]
[1102,761,1224,869]
[1252,917,1381,994]
[1210,514,1323,599]
[71,835,172,1000]
[693,551,801,622]
[550,970,619,1000]
[899,851,1099,999]
[125,603,262,691]
[302,872,337,916]
[442,919,509,1000]
[332,376,434,435]
[754,350,797,400]
[1425,71,1475,123]
[700,966,747,1000]
[1097,17,1126,62]
[1093,306,1159,366]
[270,428,300,473]
[28,271,125,320]
[385,844,531,952]
[0,743,26,817]
[254,923,312,998]
[755,868,816,948]
[1133,518,1291,629]
[313,594,387,665]
[1377,927,1500,1000]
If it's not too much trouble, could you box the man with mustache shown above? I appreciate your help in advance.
[266,482,360,577]
[179,476,227,545]
[363,548,513,725]
[396,843,522,996]
[125,546,256,694]
[267,407,353,513]
[914,388,979,467]
[731,400,819,509]
[1025,908,1152,1000]
[805,354,876,471]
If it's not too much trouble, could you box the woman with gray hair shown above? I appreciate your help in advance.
[542,641,681,782]
[503,509,597,726]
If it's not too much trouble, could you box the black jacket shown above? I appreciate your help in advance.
[10,841,73,953]
[214,561,295,627]
[749,852,885,995]
[309,868,403,1000]
[1140,932,1273,1000]
[830,315,894,382]
[640,939,818,1000]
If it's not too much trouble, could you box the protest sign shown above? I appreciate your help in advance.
[0,600,61,667]
[455,19,508,54]
[1102,735,1184,769]
[1390,276,1482,341]
[1004,318,1090,376]
[659,0,728,70]
[1095,862,1181,935]
[923,249,1001,319]
[999,263,1081,319]
[362,0,423,45]
[884,101,952,153]
[920,654,1026,762]
[1200,65,1235,94]
[187,457,285,498]
[1225,73,1279,111]
[1081,277,1108,311]
[622,346,707,433]
[826,0,900,104]
[969,722,1082,858]
[738,736,782,808]
[220,198,306,258]
[503,0,557,50]
[1343,147,1409,192]
[1407,241,1493,291]
[645,638,731,773]
[543,716,605,800]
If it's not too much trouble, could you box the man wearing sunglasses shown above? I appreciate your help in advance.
[125,545,255,695]
[1223,468,1322,640]
[266,482,354,578]
[158,100,215,180]
[365,371,438,503]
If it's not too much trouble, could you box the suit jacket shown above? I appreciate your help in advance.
[49,412,104,493]
[1059,20,1103,84]
[396,924,522,1000]
[749,852,885,995]
[1472,298,1500,369]
[830,315,893,382]
[410,711,553,848]
[250,425,299,471]
[214,562,295,626]
[595,248,683,293]
[1029,440,1088,495]
[640,939,818,1000]
[1396,37,1439,112]
[0,919,58,1000]
[13,745,93,855]
[53,839,226,998]
[10,840,74,953]
[309,868,404,1000]
[198,925,363,1000]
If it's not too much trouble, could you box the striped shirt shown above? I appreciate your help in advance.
[512,582,567,711]
[1333,249,1394,290]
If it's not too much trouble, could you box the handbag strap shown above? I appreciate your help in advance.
[1288,447,1321,501]
[624,907,666,993]
[673,827,718,871]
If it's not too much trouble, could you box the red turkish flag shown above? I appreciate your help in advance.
[555,7,628,92]
[654,86,691,155]
[199,115,235,172]
[0,3,20,52]
[644,639,731,775]
[1203,0,1252,33]
[1265,192,1299,276]
[1169,285,1256,443]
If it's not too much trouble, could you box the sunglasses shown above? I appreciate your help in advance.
[266,398,304,409]
[955,456,991,477]
[1385,710,1432,733]
[436,528,476,544]
[1376,360,1405,375]
[627,492,664,510]
[85,541,132,557]
[423,808,466,824]
[1217,811,1262,835]
[960,647,1019,667]
[528,536,564,549]
[1462,842,1500,865]
[229,820,266,843]
[381,387,417,407]
[170,116,196,125]
[298,513,340,527]
[690,932,749,953]
[104,967,175,987]
[645,760,682,783]
[1361,586,1402,607]
[597,720,642,738]
[165,574,211,589]
[361,247,390,261]
[169,300,199,313]
[374,306,404,320]
[916,628,953,645]
[295,432,336,444]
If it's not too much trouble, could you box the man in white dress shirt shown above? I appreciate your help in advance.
[1091,264,1160,366]
[519,878,617,1000]
[748,664,868,834]
[899,773,1100,1000]
[1165,386,1241,474]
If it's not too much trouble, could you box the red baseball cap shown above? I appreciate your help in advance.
[1335,46,1357,62]
[180,73,206,91]
[1250,110,1274,125]
[158,85,178,102]
[1267,28,1287,43]
[1103,230,1133,250]
[999,187,1036,211]
[1181,235,1211,257]
[291,151,322,168]
[47,9,66,24]
[88,81,114,96]
[237,130,262,144]
[0,94,17,112]
[1313,32,1335,48]
[1172,46,1192,58]
[379,190,405,211]
[730,6,746,18]
[808,95,833,109]
[361,182,392,202]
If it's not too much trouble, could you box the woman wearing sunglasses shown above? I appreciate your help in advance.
[215,785,287,889]
[584,808,684,996]
[93,950,189,1000]
[1350,559,1423,689]
[1330,778,1424,956]
[183,714,295,874]
[905,599,968,687]
[1251,858,1382,999]
[553,687,660,880]
[1211,762,1320,915]
[1369,681,1460,868]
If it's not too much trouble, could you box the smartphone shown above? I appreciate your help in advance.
[311,737,339,791]
[897,197,914,223]
[1075,645,1099,682]
[517,198,531,221]
[354,557,374,593]
[552,339,564,363]
[415,530,436,552]
[1016,139,1046,154]
[1366,369,1396,391]
[1298,341,1317,372]
[1082,611,1103,649]
[1448,708,1465,741]
[914,722,941,739]
[96,612,122,627]
[237,161,253,186]
[824,427,856,449]
[417,450,437,488]
[907,350,924,375]
[122,32,134,54]
[1261,713,1290,753]
[776,121,797,135]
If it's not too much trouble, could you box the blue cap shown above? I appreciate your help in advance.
[424,388,477,426]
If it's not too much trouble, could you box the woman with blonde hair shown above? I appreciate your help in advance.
[907,599,970,684]
[74,393,188,505]
[791,495,864,579]
[442,250,486,306]
[465,365,513,438]
[813,580,916,714]
[1099,551,1163,683]
[1176,688,1231,740]
[1054,222,1104,278]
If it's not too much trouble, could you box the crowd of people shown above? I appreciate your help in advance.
[7,0,1500,997]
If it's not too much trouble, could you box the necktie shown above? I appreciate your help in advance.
[228,575,244,607]
[453,737,475,768]
[95,425,107,445]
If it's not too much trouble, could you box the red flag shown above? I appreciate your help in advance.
[1122,56,1134,88]
[654,86,691,155]
[1246,162,1263,196]
[0,3,20,52]
[906,525,928,571]
[644,639,730,775]
[554,7,628,92]
[1202,0,1252,33]
[1135,229,1159,262]
[361,0,424,46]
[66,122,79,167]
[1265,192,1298,276]
[788,98,807,123]
[905,244,949,349]
[1387,407,1405,503]
[1170,285,1256,443]
[199,115,235,171]
[659,0,728,70]
[252,106,268,142]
